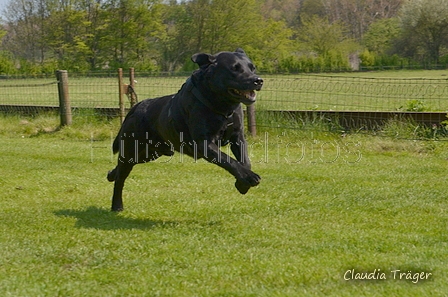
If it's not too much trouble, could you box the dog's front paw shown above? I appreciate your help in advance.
[235,180,251,194]
[235,171,261,194]
[107,169,116,182]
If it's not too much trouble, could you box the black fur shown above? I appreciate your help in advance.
[107,49,263,211]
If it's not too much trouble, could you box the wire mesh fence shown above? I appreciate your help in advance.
[257,75,448,112]
[1,72,448,130]
[0,74,187,110]
[0,78,59,109]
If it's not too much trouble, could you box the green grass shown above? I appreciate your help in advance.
[1,69,448,112]
[1,115,448,296]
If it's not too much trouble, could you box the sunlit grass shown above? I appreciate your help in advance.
[1,116,447,296]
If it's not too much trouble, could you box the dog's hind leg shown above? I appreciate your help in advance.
[110,163,134,212]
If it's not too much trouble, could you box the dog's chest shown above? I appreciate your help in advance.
[216,115,234,145]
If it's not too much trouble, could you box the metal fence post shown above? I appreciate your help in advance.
[56,70,72,126]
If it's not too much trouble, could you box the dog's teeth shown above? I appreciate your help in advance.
[230,89,256,100]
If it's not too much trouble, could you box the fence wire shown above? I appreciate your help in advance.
[1,73,447,131]
[257,75,448,112]
[0,78,59,114]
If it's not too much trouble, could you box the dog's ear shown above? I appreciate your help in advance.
[191,53,216,69]
[235,48,246,55]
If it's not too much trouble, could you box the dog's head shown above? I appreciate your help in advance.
[191,48,263,105]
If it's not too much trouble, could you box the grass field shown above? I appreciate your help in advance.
[1,114,448,296]
[1,69,448,112]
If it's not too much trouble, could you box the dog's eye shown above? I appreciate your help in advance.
[232,64,242,72]
[248,63,256,72]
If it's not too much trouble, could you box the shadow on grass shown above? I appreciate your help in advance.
[55,206,217,231]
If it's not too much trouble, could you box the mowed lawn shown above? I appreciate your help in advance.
[1,116,448,296]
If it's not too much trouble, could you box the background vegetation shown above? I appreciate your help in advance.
[1,0,448,74]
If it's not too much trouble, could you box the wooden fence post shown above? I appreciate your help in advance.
[129,68,137,107]
[56,70,72,126]
[247,105,256,137]
[118,68,125,123]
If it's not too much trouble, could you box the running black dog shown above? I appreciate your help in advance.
[107,49,263,211]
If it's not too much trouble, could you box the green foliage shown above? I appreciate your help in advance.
[381,117,447,140]
[359,49,375,67]
[292,15,359,72]
[244,19,294,73]
[100,0,165,69]
[275,51,351,73]
[440,54,448,64]
[1,0,447,74]
[363,17,400,55]
[360,51,410,70]
[440,114,448,131]
[404,99,427,112]
[0,51,17,75]
[374,54,405,68]
[17,58,44,76]
[256,110,344,133]
[40,59,60,74]
[398,0,448,63]
[298,16,347,58]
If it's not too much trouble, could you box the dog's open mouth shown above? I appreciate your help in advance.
[228,89,257,104]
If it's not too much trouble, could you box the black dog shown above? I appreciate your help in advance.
[107,49,263,211]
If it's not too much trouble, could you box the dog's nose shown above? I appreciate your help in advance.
[254,77,263,87]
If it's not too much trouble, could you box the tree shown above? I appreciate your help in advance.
[298,15,349,58]
[260,0,301,27]
[157,1,190,72]
[399,0,448,63]
[245,18,293,72]
[78,0,109,70]
[363,17,400,54]
[321,0,403,40]
[161,0,293,72]
[182,0,265,54]
[299,0,326,20]
[2,0,44,63]
[1,0,413,73]
[101,0,164,69]
[43,4,92,71]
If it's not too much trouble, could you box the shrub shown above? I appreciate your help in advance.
[359,49,375,67]
[0,51,17,75]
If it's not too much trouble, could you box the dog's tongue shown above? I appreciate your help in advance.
[244,90,256,101]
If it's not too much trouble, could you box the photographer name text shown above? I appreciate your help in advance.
[344,269,432,284]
